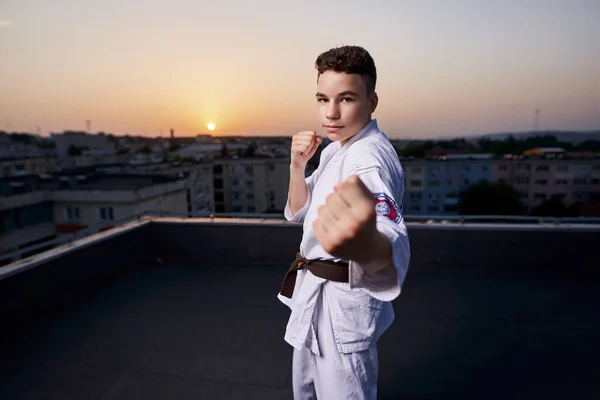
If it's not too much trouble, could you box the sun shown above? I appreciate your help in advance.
[207,122,216,131]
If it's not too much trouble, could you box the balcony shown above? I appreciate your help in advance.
[0,218,598,399]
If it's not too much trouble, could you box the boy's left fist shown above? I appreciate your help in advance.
[313,175,378,261]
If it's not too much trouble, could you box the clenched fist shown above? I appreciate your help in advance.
[313,175,392,271]
[291,131,322,169]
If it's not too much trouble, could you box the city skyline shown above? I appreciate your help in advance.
[1,0,599,138]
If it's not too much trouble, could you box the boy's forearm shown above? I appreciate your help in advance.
[355,231,393,273]
[289,165,309,215]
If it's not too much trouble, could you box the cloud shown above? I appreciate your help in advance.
[0,19,13,28]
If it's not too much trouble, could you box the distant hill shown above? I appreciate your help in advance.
[471,130,600,144]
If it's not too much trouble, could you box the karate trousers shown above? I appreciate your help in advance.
[292,289,379,400]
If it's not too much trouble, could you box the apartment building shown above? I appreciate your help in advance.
[0,173,188,254]
[101,161,214,215]
[101,156,291,215]
[0,156,59,178]
[51,131,113,153]
[494,155,600,211]
[402,159,426,215]
[0,176,54,254]
[402,155,495,215]
[52,174,188,233]
[212,158,290,213]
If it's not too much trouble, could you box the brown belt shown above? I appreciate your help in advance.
[279,252,349,298]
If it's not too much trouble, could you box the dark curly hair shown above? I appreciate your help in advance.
[315,46,377,94]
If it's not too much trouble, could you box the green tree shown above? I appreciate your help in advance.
[68,144,87,156]
[244,143,256,157]
[459,181,526,215]
[398,143,425,158]
[168,143,181,152]
[136,146,152,154]
[531,195,576,217]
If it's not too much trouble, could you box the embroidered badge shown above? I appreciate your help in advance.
[373,192,401,223]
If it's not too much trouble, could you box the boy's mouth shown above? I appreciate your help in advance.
[324,125,343,133]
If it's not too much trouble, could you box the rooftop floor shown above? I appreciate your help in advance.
[1,259,598,399]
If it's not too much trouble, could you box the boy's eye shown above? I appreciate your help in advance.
[341,97,353,102]
[317,98,328,102]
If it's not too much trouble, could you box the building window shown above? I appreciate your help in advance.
[246,180,254,188]
[429,167,440,177]
[516,163,531,171]
[574,192,587,201]
[232,205,243,212]
[66,206,80,221]
[245,166,254,175]
[518,192,528,199]
[516,178,529,185]
[268,164,275,171]
[409,192,421,201]
[536,165,549,172]
[214,192,224,202]
[591,179,599,185]
[427,205,439,213]
[556,179,569,185]
[534,193,546,200]
[444,204,458,213]
[481,166,488,172]
[248,206,256,213]
[497,165,508,171]
[463,166,471,172]
[535,179,548,185]
[214,179,223,189]
[411,167,422,173]
[99,207,114,221]
[232,178,239,186]
[213,165,223,174]
[556,165,569,172]
[247,193,255,200]
[574,178,587,185]
[429,180,440,187]
[410,180,422,187]
[270,191,275,201]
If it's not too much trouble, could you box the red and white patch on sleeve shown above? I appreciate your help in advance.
[373,192,402,223]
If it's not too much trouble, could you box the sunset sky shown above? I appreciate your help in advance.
[1,0,599,139]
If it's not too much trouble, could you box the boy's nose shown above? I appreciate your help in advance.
[326,104,340,120]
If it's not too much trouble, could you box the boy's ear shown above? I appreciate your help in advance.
[370,92,379,113]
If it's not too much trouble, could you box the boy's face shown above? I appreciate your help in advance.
[316,70,378,146]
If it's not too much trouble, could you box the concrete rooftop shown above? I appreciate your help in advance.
[0,218,599,399]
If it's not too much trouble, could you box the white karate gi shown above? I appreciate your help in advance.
[278,119,411,399]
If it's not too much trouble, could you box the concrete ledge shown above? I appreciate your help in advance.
[0,221,154,338]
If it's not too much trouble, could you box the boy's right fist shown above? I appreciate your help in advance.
[291,131,322,168]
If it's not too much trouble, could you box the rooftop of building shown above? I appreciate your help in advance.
[0,217,598,399]
[0,173,186,196]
